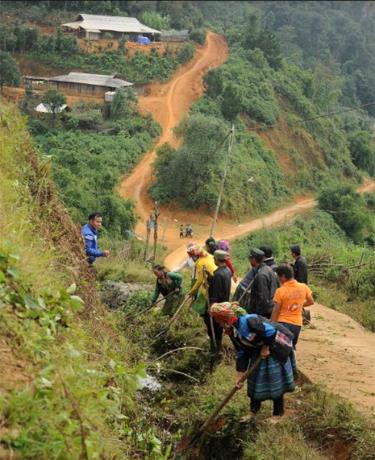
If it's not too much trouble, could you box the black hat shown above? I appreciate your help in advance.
[259,245,273,258]
[290,244,301,255]
[248,248,265,262]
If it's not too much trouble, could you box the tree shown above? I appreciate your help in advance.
[0,51,20,93]
[140,11,170,31]
[221,83,243,120]
[348,131,375,176]
[204,68,224,98]
[109,88,136,119]
[318,185,373,243]
[41,88,66,126]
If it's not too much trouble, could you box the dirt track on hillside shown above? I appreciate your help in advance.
[299,303,375,414]
[119,32,375,414]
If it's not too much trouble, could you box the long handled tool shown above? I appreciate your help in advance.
[202,267,217,355]
[175,355,262,453]
[236,277,255,305]
[153,295,192,340]
[124,290,177,320]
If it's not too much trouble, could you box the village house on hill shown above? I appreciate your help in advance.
[24,72,135,100]
[62,14,161,41]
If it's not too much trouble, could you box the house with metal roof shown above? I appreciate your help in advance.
[62,14,161,41]
[25,72,134,99]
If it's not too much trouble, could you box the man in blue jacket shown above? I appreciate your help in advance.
[81,212,109,264]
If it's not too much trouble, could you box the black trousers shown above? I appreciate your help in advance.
[279,322,301,348]
[250,395,284,416]
[203,312,223,352]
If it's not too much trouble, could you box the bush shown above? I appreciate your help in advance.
[190,28,205,44]
[348,131,375,176]
[318,185,374,243]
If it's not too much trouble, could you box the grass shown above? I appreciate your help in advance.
[0,104,165,459]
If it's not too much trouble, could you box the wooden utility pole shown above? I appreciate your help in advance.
[144,215,153,261]
[152,201,160,262]
[210,125,235,237]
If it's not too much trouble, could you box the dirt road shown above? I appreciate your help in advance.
[299,304,375,414]
[119,31,228,233]
[119,31,375,413]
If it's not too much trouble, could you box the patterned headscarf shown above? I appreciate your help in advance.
[210,302,246,325]
[187,244,206,258]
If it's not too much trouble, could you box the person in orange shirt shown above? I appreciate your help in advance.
[271,264,314,348]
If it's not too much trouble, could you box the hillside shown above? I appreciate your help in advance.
[1,103,375,460]
[1,2,375,459]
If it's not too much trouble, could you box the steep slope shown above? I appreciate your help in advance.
[0,104,146,458]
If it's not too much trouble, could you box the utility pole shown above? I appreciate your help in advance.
[152,201,160,262]
[144,214,153,261]
[210,124,235,237]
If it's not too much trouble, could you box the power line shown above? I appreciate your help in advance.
[246,100,375,132]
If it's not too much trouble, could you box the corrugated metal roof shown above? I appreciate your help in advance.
[63,14,160,35]
[48,72,133,88]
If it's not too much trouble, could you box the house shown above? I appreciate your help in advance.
[24,72,134,99]
[62,14,161,41]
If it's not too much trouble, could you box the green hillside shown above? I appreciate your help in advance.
[1,102,375,460]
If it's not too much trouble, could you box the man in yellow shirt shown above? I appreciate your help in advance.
[271,264,314,347]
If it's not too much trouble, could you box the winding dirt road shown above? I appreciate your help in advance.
[120,32,375,413]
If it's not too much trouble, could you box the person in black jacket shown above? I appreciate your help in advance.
[247,248,278,318]
[291,245,310,324]
[259,245,277,271]
[206,249,232,352]
[290,245,308,284]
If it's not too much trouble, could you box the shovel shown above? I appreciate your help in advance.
[153,295,192,340]
[175,355,262,454]
[124,290,178,320]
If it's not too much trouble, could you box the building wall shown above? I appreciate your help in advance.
[48,81,109,97]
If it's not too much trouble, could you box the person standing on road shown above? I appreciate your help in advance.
[291,245,308,284]
[291,245,310,324]
[259,245,278,272]
[179,224,184,238]
[81,212,109,265]
[206,249,232,352]
[247,248,278,318]
[272,264,314,348]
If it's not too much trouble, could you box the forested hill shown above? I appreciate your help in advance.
[152,2,375,217]
[257,1,375,115]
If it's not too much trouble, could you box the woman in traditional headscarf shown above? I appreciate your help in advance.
[210,302,295,417]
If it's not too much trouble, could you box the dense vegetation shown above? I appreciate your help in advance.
[152,12,373,216]
[27,90,160,237]
[257,1,375,117]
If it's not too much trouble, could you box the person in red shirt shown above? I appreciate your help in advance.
[272,264,314,347]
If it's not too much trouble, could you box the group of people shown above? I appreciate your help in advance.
[179,224,193,238]
[151,238,313,419]
[81,212,313,419]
